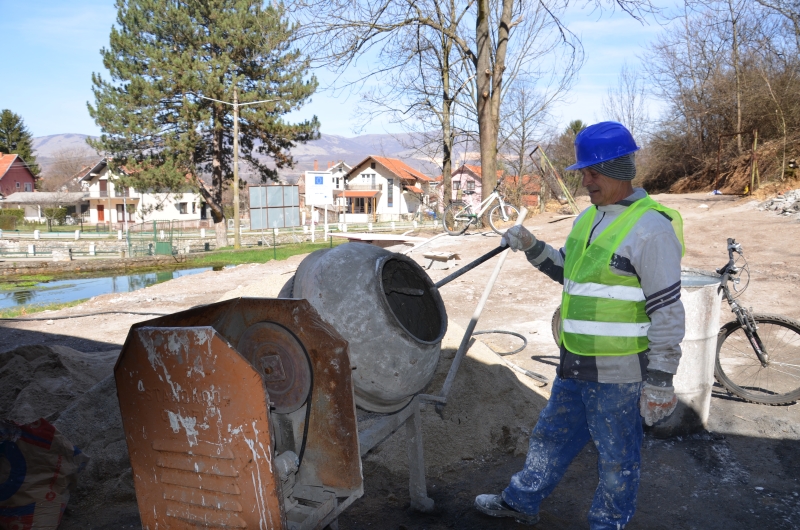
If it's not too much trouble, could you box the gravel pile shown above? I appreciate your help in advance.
[759,189,800,216]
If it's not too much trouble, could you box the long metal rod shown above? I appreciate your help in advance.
[434,245,505,288]
[435,208,528,410]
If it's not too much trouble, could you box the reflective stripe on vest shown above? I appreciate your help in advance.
[562,319,651,337]
[563,279,645,302]
[560,195,684,356]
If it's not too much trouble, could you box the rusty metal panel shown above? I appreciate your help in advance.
[123,298,363,497]
[116,326,285,529]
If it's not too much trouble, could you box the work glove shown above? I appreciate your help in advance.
[500,225,537,252]
[639,382,678,426]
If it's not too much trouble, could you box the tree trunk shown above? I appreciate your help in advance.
[211,107,228,249]
[476,0,495,207]
[441,44,453,211]
[476,0,512,213]
[728,0,743,154]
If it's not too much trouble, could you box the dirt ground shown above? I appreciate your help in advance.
[1,191,800,529]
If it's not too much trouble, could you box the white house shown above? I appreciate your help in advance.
[77,159,204,227]
[336,156,434,223]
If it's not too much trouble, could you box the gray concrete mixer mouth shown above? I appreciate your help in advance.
[379,255,446,344]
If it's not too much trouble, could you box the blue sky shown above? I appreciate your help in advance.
[0,1,671,139]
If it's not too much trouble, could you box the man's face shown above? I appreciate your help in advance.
[581,167,631,206]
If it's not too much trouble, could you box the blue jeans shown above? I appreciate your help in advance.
[502,376,643,530]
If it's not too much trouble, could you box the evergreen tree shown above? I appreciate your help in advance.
[0,110,40,176]
[89,0,319,246]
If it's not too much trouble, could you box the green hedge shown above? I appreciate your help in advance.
[0,216,18,230]
[0,208,25,221]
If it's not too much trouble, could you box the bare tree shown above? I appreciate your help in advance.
[39,149,99,192]
[291,0,629,210]
[601,62,649,140]
[352,3,477,211]
[641,1,800,190]
[755,0,800,55]
[498,81,551,180]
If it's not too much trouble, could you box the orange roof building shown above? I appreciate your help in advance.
[0,154,37,198]
[337,155,435,221]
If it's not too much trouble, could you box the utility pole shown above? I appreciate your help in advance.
[233,86,241,249]
[191,92,278,250]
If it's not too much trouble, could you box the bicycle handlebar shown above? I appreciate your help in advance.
[716,238,745,295]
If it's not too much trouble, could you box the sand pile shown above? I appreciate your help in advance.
[0,344,134,508]
[0,316,548,514]
[0,345,118,423]
[362,320,548,475]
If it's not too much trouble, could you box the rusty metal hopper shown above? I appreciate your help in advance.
[115,298,362,530]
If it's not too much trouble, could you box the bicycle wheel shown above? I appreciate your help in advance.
[715,314,800,405]
[443,202,471,236]
[488,204,520,234]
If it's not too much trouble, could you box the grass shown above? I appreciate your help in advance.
[184,240,343,267]
[0,274,56,291]
[0,240,345,286]
[0,298,89,319]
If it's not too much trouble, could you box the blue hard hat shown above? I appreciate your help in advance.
[565,121,639,171]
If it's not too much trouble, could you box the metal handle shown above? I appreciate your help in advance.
[435,208,528,409]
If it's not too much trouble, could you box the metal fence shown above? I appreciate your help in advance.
[127,220,179,257]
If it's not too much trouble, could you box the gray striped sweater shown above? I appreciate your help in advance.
[526,188,685,383]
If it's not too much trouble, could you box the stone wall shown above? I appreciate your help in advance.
[0,255,188,277]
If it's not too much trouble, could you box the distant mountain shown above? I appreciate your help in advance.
[32,134,96,155]
[31,132,469,182]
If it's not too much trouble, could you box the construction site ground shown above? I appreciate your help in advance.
[1,191,799,529]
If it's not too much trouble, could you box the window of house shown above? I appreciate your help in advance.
[465,180,475,191]
[24,183,31,192]
[178,202,188,214]
[453,181,461,190]
[15,182,20,189]
[192,203,197,214]
[387,178,393,207]
[371,162,376,169]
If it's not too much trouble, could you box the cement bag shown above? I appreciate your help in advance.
[0,418,89,530]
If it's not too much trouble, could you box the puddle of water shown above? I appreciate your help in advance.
[0,266,216,310]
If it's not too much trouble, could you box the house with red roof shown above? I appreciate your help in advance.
[435,164,540,211]
[336,156,434,222]
[0,153,36,198]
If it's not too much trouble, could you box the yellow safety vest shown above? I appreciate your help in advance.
[560,196,684,356]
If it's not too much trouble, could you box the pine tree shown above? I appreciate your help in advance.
[0,109,40,177]
[89,0,319,247]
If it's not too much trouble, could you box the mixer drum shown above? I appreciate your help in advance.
[285,244,447,413]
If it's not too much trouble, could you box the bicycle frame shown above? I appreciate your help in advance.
[717,238,769,366]
[454,184,509,221]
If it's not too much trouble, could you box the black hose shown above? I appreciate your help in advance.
[473,329,528,356]
[0,310,169,322]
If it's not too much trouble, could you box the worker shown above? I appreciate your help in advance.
[475,121,685,529]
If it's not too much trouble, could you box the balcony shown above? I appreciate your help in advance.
[88,189,140,199]
[345,183,382,191]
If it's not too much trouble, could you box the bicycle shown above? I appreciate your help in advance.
[715,238,800,405]
[442,181,520,236]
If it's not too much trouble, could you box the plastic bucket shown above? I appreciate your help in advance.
[651,268,721,437]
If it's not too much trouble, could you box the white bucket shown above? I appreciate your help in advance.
[651,269,721,437]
